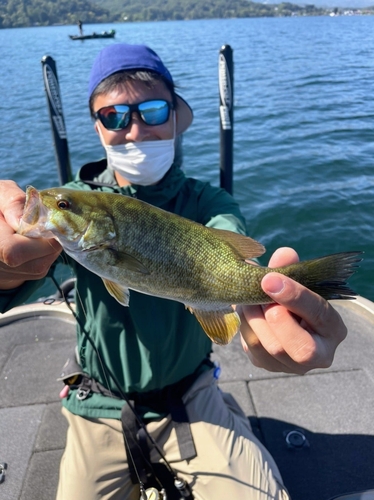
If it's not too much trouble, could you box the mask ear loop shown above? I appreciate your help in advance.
[96,121,108,148]
[172,109,177,141]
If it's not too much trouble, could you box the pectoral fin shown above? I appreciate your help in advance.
[103,279,130,306]
[188,306,241,345]
[81,218,116,250]
[108,248,149,274]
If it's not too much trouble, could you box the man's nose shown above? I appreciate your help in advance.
[124,113,149,142]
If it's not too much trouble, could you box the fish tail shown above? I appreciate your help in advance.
[279,251,363,300]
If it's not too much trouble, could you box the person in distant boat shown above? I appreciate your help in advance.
[78,20,83,36]
[0,44,349,500]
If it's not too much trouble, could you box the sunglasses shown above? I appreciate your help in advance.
[94,99,173,131]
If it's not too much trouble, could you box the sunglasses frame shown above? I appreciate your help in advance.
[94,99,173,131]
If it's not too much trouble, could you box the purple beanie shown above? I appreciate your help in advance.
[88,43,193,134]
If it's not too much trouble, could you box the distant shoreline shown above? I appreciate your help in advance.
[2,11,374,30]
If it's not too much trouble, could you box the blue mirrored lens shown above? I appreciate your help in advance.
[98,105,130,130]
[138,100,170,125]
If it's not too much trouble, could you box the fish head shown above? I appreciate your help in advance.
[18,186,107,251]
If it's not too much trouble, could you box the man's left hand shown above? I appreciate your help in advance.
[238,247,347,374]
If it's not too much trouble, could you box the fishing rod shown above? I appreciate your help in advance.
[218,45,234,195]
[41,55,72,185]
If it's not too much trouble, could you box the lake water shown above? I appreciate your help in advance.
[0,16,373,299]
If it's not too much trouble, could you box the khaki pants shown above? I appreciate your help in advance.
[56,370,289,500]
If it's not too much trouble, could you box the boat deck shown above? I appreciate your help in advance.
[1,297,374,499]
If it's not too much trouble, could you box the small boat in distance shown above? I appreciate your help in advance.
[69,29,115,41]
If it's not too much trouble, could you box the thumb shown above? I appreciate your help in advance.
[0,181,26,231]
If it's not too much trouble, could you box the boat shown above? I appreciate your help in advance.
[2,52,373,500]
[69,29,115,41]
[1,286,374,499]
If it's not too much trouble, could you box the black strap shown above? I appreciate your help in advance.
[169,398,196,461]
[121,396,196,486]
[121,403,150,485]
[69,374,122,401]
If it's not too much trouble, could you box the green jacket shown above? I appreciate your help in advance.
[0,160,247,419]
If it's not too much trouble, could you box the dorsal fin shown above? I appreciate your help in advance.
[209,228,265,260]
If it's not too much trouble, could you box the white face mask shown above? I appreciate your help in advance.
[98,114,176,186]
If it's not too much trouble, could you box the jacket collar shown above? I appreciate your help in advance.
[77,159,186,208]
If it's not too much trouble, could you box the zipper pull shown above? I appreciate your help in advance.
[0,462,8,484]
[76,387,91,400]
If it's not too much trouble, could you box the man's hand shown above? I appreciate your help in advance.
[238,247,347,374]
[0,180,61,290]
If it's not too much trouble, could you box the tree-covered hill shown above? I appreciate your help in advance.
[97,0,317,21]
[0,0,110,28]
[0,0,369,29]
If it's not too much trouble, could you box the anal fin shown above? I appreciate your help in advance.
[103,279,130,306]
[188,306,241,345]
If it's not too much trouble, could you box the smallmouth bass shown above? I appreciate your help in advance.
[18,186,362,345]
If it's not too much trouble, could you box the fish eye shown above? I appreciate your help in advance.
[57,199,70,210]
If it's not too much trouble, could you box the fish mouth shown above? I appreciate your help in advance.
[17,186,51,238]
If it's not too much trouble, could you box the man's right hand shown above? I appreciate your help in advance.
[0,181,62,290]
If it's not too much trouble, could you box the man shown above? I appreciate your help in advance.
[0,44,347,500]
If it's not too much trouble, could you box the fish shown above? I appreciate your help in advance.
[18,186,362,345]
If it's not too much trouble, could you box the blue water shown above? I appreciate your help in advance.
[0,16,373,299]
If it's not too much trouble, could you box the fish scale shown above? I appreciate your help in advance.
[18,186,362,345]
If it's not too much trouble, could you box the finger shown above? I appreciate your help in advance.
[0,226,61,268]
[0,247,62,291]
[238,304,262,352]
[238,248,300,370]
[0,248,62,290]
[0,180,26,230]
[262,273,347,341]
[238,305,299,373]
[263,247,346,366]
[59,385,70,399]
[264,246,345,342]
[261,275,347,369]
[0,222,61,289]
[268,246,299,268]
[0,249,61,277]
